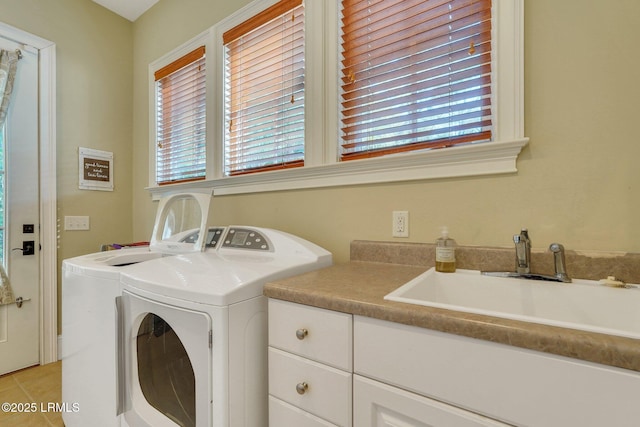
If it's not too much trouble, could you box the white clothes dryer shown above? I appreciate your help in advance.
[62,247,161,427]
[62,191,218,427]
[119,226,332,427]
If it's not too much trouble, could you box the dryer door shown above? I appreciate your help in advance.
[122,290,212,427]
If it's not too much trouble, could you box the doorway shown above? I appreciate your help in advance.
[0,22,57,374]
[0,35,40,374]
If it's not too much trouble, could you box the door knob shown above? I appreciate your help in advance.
[12,241,35,255]
[15,296,31,308]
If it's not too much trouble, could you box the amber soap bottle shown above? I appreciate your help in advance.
[435,227,456,273]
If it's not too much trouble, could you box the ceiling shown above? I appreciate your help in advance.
[92,0,159,21]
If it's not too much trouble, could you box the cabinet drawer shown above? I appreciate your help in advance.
[269,396,338,427]
[268,299,352,370]
[269,347,352,427]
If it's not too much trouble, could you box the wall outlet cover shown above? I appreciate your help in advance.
[392,211,409,238]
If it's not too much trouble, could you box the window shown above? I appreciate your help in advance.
[136,313,195,425]
[223,0,305,176]
[340,0,492,160]
[149,0,526,196]
[154,46,207,185]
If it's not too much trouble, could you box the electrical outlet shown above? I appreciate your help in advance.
[392,211,409,237]
[65,216,90,231]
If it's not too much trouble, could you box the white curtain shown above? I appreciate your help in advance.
[0,48,19,305]
[0,265,13,305]
[0,49,20,127]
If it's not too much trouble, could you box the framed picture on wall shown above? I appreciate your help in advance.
[79,147,113,191]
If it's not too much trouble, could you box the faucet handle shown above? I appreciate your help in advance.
[514,229,531,274]
[549,242,564,253]
[549,243,571,283]
[514,228,530,241]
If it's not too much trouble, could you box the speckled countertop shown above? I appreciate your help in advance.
[264,241,640,373]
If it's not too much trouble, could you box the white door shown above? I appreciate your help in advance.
[0,35,40,375]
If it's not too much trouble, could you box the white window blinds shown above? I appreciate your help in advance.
[155,46,206,185]
[223,0,305,176]
[340,0,492,160]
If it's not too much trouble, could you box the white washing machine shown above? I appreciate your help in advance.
[62,191,219,427]
[120,226,332,427]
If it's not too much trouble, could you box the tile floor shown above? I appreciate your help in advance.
[0,362,63,426]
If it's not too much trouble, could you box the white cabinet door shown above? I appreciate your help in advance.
[354,376,509,427]
[354,315,640,427]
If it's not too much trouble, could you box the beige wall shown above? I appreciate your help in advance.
[4,0,640,272]
[132,0,640,263]
[1,0,638,335]
[1,0,134,326]
[3,0,134,255]
[131,0,256,247]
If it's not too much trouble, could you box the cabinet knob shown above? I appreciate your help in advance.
[295,328,308,340]
[296,382,309,395]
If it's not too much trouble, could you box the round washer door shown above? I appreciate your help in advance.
[122,289,212,427]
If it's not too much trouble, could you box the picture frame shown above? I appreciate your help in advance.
[79,147,113,191]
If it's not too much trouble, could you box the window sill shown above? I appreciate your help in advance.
[148,138,529,198]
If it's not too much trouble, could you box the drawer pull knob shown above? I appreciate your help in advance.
[295,328,308,340]
[296,382,309,395]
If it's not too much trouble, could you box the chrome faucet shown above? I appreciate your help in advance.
[514,229,531,274]
[482,229,572,283]
[549,243,571,283]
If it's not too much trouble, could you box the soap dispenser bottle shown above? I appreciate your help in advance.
[435,227,457,273]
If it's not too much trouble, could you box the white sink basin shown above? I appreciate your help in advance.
[384,268,640,339]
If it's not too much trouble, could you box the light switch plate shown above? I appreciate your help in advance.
[64,216,90,231]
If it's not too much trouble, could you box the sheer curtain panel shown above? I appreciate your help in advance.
[0,49,20,128]
[0,48,19,304]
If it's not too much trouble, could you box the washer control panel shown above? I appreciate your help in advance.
[206,227,226,248]
[222,228,271,251]
[178,227,226,249]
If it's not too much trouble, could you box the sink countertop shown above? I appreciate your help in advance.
[264,261,640,373]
